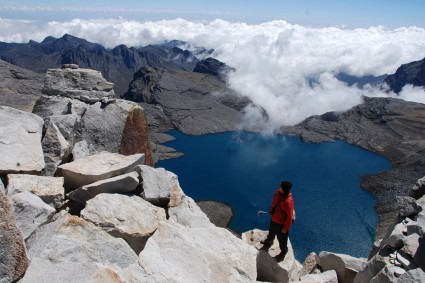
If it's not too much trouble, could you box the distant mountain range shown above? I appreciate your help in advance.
[0,34,213,96]
[0,34,424,96]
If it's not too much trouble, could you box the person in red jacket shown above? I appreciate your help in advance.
[260,180,294,262]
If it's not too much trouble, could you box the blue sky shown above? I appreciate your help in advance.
[1,0,425,28]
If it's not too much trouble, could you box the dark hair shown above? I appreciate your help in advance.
[280,181,292,192]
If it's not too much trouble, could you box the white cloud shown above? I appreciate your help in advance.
[1,18,425,128]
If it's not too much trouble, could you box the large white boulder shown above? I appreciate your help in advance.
[168,194,215,228]
[242,228,301,282]
[135,165,184,206]
[139,220,257,282]
[11,191,55,240]
[0,105,45,174]
[67,172,139,204]
[319,251,367,283]
[21,258,127,283]
[81,193,166,253]
[42,68,115,99]
[301,270,338,283]
[57,152,144,192]
[6,174,65,209]
[26,212,138,269]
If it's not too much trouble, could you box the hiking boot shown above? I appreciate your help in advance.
[273,252,287,262]
[260,238,273,246]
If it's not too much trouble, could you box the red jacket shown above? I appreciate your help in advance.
[270,191,294,232]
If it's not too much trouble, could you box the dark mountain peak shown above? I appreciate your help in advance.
[193,57,235,80]
[61,33,82,43]
[46,34,105,52]
[383,57,425,93]
[41,36,58,44]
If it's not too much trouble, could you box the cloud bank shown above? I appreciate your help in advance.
[1,18,425,128]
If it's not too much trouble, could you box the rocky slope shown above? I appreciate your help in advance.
[0,60,43,112]
[123,65,250,135]
[283,96,425,239]
[384,57,425,93]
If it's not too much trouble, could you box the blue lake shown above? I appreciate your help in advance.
[157,130,391,260]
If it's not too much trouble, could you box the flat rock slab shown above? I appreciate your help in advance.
[0,105,45,174]
[139,220,257,282]
[168,195,214,228]
[57,152,144,192]
[42,68,115,99]
[11,191,55,240]
[7,174,65,209]
[81,193,166,253]
[26,212,138,269]
[22,258,126,283]
[67,172,139,204]
[135,165,183,206]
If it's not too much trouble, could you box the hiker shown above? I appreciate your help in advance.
[260,180,295,262]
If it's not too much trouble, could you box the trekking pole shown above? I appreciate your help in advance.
[257,209,269,217]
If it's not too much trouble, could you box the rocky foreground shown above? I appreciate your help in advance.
[1,65,424,282]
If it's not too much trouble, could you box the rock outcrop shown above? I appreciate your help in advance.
[0,106,45,175]
[32,66,154,170]
[81,100,154,165]
[354,178,425,282]
[42,66,115,100]
[383,57,425,93]
[124,66,250,135]
[193,57,235,81]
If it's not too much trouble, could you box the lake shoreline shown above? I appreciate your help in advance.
[157,130,390,259]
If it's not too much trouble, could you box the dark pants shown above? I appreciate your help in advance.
[265,220,289,255]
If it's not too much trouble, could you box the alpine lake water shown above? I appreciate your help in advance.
[157,130,391,260]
